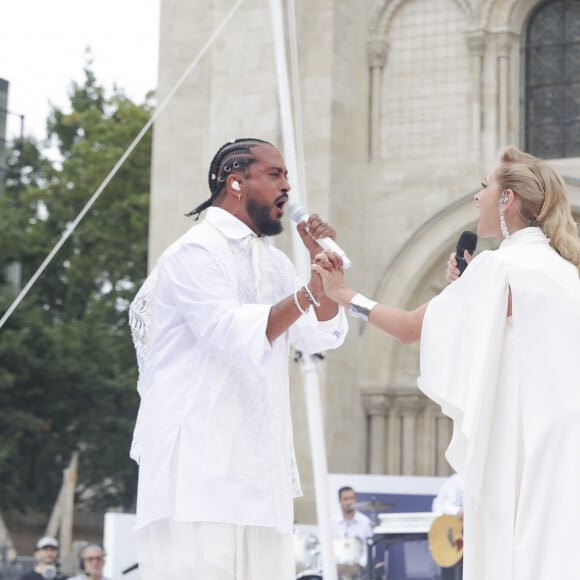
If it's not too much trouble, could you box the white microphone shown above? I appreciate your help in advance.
[288,203,352,269]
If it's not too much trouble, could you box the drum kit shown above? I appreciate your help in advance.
[294,530,322,575]
[294,529,364,579]
[293,499,393,580]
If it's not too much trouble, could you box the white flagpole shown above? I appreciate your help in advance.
[268,1,338,579]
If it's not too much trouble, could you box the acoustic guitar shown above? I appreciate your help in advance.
[428,515,464,568]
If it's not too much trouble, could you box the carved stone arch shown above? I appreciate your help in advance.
[373,0,408,40]
[481,0,547,30]
[372,193,478,314]
[480,0,514,29]
[367,0,390,38]
[369,0,474,41]
[358,177,580,390]
[358,192,480,388]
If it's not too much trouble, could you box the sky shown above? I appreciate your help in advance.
[0,0,160,141]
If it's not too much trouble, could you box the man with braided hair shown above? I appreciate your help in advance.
[129,138,348,580]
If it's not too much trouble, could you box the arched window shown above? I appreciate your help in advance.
[525,0,580,158]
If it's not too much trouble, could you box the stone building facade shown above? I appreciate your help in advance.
[148,0,580,522]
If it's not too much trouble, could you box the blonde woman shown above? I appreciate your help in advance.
[314,147,580,580]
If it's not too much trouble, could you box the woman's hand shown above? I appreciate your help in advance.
[446,250,472,284]
[310,250,346,303]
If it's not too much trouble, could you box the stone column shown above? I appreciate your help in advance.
[396,395,424,476]
[465,30,486,159]
[366,40,389,160]
[387,406,401,474]
[416,402,438,475]
[361,391,390,474]
[496,31,518,149]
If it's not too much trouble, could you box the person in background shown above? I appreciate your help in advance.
[432,474,464,580]
[335,486,373,578]
[19,536,67,580]
[68,544,110,580]
[432,473,464,521]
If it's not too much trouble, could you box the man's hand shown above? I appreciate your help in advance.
[310,250,345,303]
[296,214,337,261]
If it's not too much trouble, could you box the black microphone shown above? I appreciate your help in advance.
[455,231,477,275]
[287,203,352,269]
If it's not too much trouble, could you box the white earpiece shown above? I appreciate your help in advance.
[232,181,241,191]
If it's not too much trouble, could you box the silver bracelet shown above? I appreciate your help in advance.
[348,293,378,322]
[293,290,309,315]
[302,285,321,308]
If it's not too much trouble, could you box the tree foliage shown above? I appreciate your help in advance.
[0,65,152,514]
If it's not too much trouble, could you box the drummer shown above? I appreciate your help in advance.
[335,486,373,572]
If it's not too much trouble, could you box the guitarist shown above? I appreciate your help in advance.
[432,473,464,580]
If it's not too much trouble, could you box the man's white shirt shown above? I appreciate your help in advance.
[432,473,464,516]
[336,510,373,566]
[130,207,347,533]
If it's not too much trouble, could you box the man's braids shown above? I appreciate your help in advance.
[186,138,272,219]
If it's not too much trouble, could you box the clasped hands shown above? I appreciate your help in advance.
[310,250,345,304]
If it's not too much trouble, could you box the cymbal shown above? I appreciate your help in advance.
[353,499,393,512]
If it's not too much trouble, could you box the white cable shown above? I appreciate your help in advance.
[0,0,245,331]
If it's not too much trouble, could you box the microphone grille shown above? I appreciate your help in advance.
[287,203,307,223]
[457,230,478,254]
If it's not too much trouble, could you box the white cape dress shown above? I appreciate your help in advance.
[418,228,580,579]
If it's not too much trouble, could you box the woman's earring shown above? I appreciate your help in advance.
[499,207,510,238]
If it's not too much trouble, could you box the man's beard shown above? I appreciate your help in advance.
[247,198,283,236]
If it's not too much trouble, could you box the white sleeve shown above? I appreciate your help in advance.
[156,244,273,373]
[289,305,348,354]
[419,251,508,506]
[432,475,464,515]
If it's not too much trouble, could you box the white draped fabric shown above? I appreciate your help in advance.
[419,227,580,579]
[135,519,295,580]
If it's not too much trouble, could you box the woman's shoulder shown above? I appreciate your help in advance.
[471,242,543,272]
[464,248,506,276]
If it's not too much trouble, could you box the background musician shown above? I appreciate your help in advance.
[335,486,373,579]
[432,474,464,580]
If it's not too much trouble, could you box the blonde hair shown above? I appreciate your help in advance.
[498,146,580,269]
